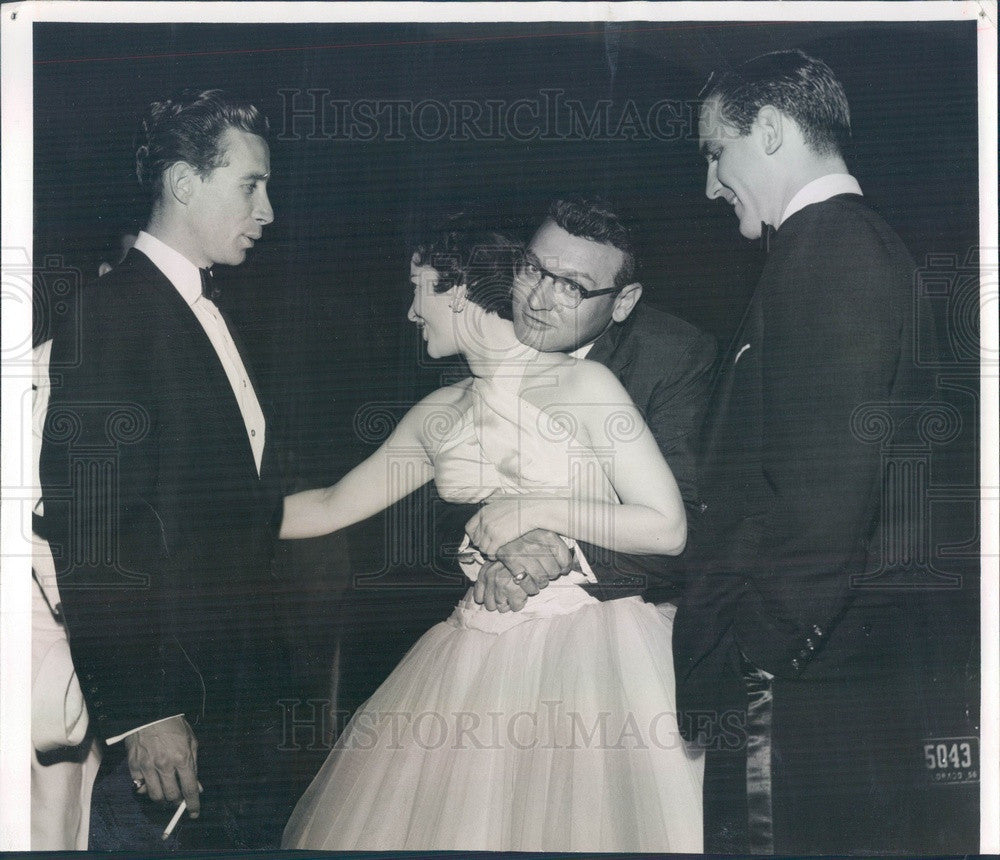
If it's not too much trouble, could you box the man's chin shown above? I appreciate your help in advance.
[735,209,763,240]
[516,330,559,353]
[218,248,249,266]
[514,319,560,352]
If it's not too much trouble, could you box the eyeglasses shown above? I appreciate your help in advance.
[515,252,622,309]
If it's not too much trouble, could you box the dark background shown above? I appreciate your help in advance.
[33,20,981,848]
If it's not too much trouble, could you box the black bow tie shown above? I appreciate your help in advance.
[200,267,221,301]
[760,222,776,254]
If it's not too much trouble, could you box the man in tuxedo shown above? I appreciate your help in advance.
[674,50,940,853]
[473,196,716,608]
[40,89,291,849]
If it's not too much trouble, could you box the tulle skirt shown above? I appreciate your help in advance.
[282,587,704,852]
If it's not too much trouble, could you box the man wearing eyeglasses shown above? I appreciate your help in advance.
[472,195,716,610]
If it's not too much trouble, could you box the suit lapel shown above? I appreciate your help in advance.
[129,251,260,480]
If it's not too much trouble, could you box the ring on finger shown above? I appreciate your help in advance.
[132,778,146,791]
[511,570,528,583]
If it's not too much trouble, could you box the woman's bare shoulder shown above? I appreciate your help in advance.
[412,378,474,413]
[554,357,629,403]
[398,379,474,447]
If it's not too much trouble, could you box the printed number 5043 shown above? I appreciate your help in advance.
[924,740,973,770]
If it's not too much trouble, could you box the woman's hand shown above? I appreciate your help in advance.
[465,499,547,559]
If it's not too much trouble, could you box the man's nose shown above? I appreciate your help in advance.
[254,188,274,226]
[525,280,554,311]
[705,162,724,200]
[407,302,419,323]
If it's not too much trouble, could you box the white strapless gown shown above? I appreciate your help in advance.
[282,358,704,852]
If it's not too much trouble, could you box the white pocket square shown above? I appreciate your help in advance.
[734,343,751,364]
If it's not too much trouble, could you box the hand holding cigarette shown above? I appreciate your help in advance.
[162,781,203,840]
[124,716,201,820]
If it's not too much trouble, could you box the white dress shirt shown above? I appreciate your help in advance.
[779,173,863,228]
[106,231,267,744]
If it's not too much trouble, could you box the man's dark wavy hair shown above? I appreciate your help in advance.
[412,213,520,321]
[701,49,851,156]
[547,196,638,289]
[135,88,270,204]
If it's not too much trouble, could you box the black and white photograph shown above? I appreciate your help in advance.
[1,1,996,855]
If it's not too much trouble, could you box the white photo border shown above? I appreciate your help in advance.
[2,1,996,852]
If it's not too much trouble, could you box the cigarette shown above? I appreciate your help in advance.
[162,800,186,840]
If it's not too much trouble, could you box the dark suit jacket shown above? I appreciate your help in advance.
[40,249,286,755]
[588,303,717,522]
[579,303,716,600]
[674,195,940,716]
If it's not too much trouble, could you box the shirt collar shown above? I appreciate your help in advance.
[132,231,204,307]
[569,342,594,360]
[779,173,863,228]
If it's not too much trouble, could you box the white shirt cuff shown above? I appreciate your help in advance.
[105,714,183,745]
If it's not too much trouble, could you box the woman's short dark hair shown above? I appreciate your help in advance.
[547,196,638,288]
[412,214,520,321]
[135,88,270,203]
[701,49,851,156]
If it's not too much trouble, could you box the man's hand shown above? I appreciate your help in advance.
[473,561,531,612]
[472,529,573,611]
[124,715,200,817]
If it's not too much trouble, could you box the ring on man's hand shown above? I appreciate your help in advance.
[512,570,528,583]
[132,778,146,791]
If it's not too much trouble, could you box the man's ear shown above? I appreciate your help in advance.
[754,105,783,156]
[164,160,198,205]
[611,282,642,323]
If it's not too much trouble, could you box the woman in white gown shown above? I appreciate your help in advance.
[280,220,704,852]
